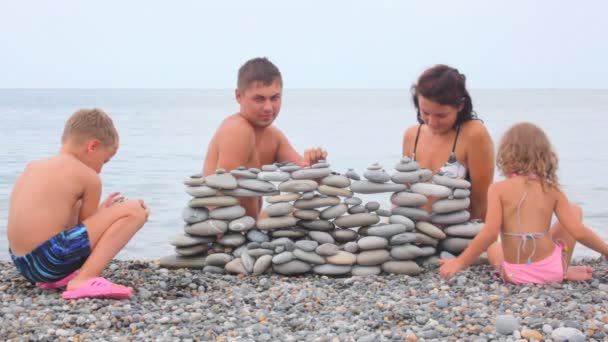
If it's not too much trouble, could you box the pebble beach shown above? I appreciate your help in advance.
[1,258,607,341]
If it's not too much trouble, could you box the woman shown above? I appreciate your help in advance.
[402,64,494,220]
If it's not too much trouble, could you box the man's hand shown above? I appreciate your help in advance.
[302,147,328,166]
[438,258,465,279]
[99,192,125,210]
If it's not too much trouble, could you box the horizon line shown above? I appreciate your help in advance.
[1,87,608,91]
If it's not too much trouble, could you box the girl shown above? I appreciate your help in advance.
[439,122,608,284]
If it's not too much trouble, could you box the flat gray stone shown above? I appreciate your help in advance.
[297,219,335,231]
[363,169,391,183]
[300,191,315,200]
[344,197,362,206]
[394,160,419,172]
[271,228,307,238]
[225,258,247,274]
[331,228,359,242]
[317,184,353,198]
[326,251,357,265]
[205,253,233,267]
[351,266,382,276]
[293,209,320,220]
[170,234,213,247]
[345,169,360,180]
[419,246,436,257]
[551,327,585,342]
[315,243,339,256]
[205,173,238,190]
[257,216,298,230]
[293,249,325,264]
[320,203,348,219]
[431,210,470,225]
[335,213,380,228]
[184,219,228,236]
[247,248,274,258]
[257,170,291,182]
[415,233,439,247]
[364,201,380,211]
[294,240,319,252]
[228,216,256,232]
[183,174,205,186]
[312,161,329,168]
[453,188,471,198]
[390,191,428,207]
[240,252,255,273]
[444,220,484,238]
[247,229,270,243]
[308,231,335,244]
[359,223,407,238]
[223,188,279,197]
[266,192,301,203]
[347,205,367,214]
[238,179,276,193]
[432,197,470,214]
[294,196,341,210]
[391,169,433,184]
[266,202,294,217]
[230,169,258,179]
[343,241,358,253]
[209,205,246,220]
[389,232,417,245]
[496,314,519,335]
[272,251,294,265]
[432,174,471,189]
[440,237,472,253]
[388,215,415,230]
[261,164,278,171]
[203,265,225,274]
[376,209,392,217]
[182,207,209,224]
[381,261,423,275]
[291,167,332,180]
[410,182,452,198]
[313,264,351,275]
[358,236,389,250]
[350,181,407,194]
[321,174,351,188]
[279,164,302,172]
[218,234,246,247]
[185,185,218,198]
[391,207,430,221]
[390,245,423,260]
[159,254,206,269]
[439,251,455,259]
[278,179,319,193]
[189,196,238,208]
[272,260,311,275]
[357,249,391,266]
[175,244,208,256]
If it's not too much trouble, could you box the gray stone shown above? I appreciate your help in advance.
[189,196,238,208]
[182,207,209,224]
[203,265,225,274]
[344,197,362,206]
[344,241,359,253]
[183,174,205,186]
[313,264,351,275]
[418,246,436,257]
[253,255,273,275]
[390,191,428,207]
[331,228,359,242]
[357,249,391,266]
[209,205,246,220]
[391,169,433,184]
[326,251,357,265]
[432,197,471,214]
[291,167,332,180]
[317,184,353,198]
[159,254,206,269]
[345,169,360,180]
[444,221,484,238]
[294,240,319,252]
[247,248,274,258]
[261,164,278,171]
[431,210,470,225]
[294,196,341,210]
[357,236,389,250]
[320,203,349,219]
[265,192,301,204]
[308,231,335,244]
[278,179,318,193]
[363,169,391,183]
[230,169,258,179]
[300,191,315,200]
[415,221,447,240]
[551,327,585,342]
[350,180,407,194]
[272,260,311,275]
[271,228,307,238]
[272,251,294,265]
[311,161,329,168]
[205,173,238,190]
[225,258,247,274]
[185,185,218,198]
[364,201,380,211]
[391,207,430,221]
[266,202,294,217]
[432,174,471,189]
[439,251,455,259]
[298,219,335,231]
[415,233,439,247]
[279,164,302,172]
[228,216,256,232]
[175,244,207,256]
[223,188,279,197]
[184,219,228,236]
[495,314,519,335]
[441,238,472,254]
[218,234,246,247]
[321,174,351,188]
[293,249,325,264]
[395,160,419,172]
[247,229,270,243]
[238,179,276,192]
[205,253,233,267]
[259,171,287,181]
[257,216,298,230]
[316,243,339,256]
[390,245,424,260]
[293,209,321,220]
[240,252,255,273]
[389,232,417,245]
[170,233,212,247]
[335,213,380,228]
[381,261,422,275]
[347,204,367,214]
[375,209,391,217]
[410,182,452,198]
[351,265,382,276]
[453,188,471,198]
[248,167,261,173]
[359,223,407,238]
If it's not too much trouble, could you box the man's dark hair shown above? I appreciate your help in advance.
[237,57,282,92]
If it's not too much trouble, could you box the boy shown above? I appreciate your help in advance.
[7,108,149,299]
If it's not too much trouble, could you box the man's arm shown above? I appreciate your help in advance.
[79,171,102,223]
[274,128,327,166]
[466,122,495,220]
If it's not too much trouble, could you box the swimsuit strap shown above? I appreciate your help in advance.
[502,190,548,264]
[451,124,461,152]
[412,124,423,161]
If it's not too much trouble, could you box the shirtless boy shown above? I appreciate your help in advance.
[203,57,327,218]
[7,108,149,299]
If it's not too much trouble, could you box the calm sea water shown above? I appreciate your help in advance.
[1,89,607,260]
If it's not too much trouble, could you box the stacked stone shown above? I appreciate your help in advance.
[345,162,423,275]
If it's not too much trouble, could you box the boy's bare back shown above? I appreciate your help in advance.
[7,154,100,256]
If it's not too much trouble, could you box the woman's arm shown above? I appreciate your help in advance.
[465,122,495,220]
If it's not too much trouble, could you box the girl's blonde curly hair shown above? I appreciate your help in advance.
[496,122,559,189]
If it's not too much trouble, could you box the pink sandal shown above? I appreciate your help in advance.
[38,271,78,290]
[62,277,132,300]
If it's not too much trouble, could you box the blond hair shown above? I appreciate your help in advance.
[61,108,118,148]
[496,122,559,189]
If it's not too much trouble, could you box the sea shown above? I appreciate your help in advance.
[1,89,607,260]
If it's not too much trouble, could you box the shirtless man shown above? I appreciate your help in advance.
[203,57,327,218]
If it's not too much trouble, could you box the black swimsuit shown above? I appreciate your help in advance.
[412,124,469,180]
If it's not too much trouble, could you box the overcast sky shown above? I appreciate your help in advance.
[1,1,606,89]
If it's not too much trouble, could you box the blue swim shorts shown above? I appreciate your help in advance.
[9,224,91,283]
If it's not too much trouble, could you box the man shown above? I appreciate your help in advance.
[203,57,327,218]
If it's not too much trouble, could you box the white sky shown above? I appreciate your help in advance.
[1,1,606,89]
